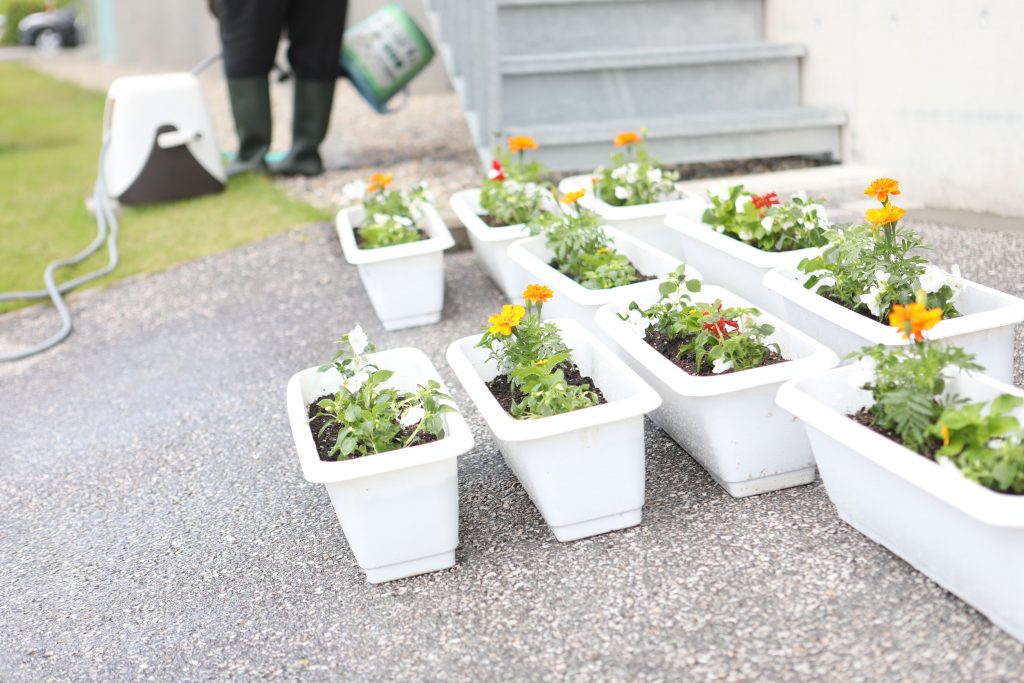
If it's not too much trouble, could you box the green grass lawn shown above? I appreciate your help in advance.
[0,63,328,313]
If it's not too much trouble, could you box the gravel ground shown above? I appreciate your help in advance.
[1,217,1023,682]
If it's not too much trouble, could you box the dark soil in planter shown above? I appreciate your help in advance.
[307,394,439,461]
[822,292,884,323]
[478,209,551,228]
[549,260,656,287]
[355,228,430,249]
[644,330,788,376]
[486,362,608,417]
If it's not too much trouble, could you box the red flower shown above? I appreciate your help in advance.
[488,159,506,182]
[702,304,740,338]
[751,192,780,210]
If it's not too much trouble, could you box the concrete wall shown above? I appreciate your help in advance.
[766,0,1024,217]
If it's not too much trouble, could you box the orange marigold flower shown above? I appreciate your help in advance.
[614,131,641,147]
[368,172,393,192]
[940,423,951,447]
[562,188,586,204]
[888,300,943,341]
[488,304,526,336]
[523,284,554,304]
[864,177,901,203]
[508,136,538,153]
[866,204,906,230]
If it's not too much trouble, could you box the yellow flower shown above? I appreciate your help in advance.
[523,284,554,304]
[864,177,901,203]
[562,188,586,204]
[614,131,641,147]
[533,358,549,366]
[866,204,906,230]
[888,298,943,341]
[508,136,538,153]
[940,423,950,447]
[595,247,610,254]
[368,172,393,192]
[487,304,526,336]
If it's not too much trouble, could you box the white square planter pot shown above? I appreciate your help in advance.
[776,366,1024,643]
[594,286,839,497]
[337,205,455,330]
[559,174,706,259]
[286,347,474,583]
[449,188,548,300]
[664,213,819,317]
[764,267,1024,383]
[506,226,698,340]
[445,318,662,542]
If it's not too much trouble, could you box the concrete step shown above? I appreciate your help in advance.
[500,43,804,126]
[503,108,847,171]
[496,0,765,56]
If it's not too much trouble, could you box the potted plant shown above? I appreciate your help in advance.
[594,267,838,496]
[776,297,1024,642]
[286,325,474,583]
[506,189,697,337]
[445,285,662,542]
[763,178,1024,382]
[337,173,455,330]
[665,183,829,315]
[557,130,705,258]
[450,136,556,299]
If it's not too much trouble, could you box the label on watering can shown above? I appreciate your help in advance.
[341,4,435,113]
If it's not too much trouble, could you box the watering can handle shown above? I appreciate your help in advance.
[381,87,411,115]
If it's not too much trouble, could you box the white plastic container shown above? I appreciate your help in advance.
[594,286,839,497]
[764,267,1024,383]
[337,204,455,330]
[558,174,706,258]
[664,213,819,316]
[445,318,662,542]
[776,365,1024,643]
[506,227,697,338]
[449,188,537,299]
[286,347,474,583]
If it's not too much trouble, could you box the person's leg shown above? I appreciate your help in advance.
[268,0,348,176]
[217,0,287,175]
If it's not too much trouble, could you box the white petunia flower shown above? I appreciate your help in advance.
[399,405,426,427]
[791,190,808,202]
[342,180,367,201]
[623,309,653,336]
[947,264,966,299]
[738,229,752,241]
[712,358,733,374]
[395,215,414,226]
[611,165,628,180]
[735,195,752,213]
[761,216,775,232]
[848,357,877,389]
[342,370,370,394]
[505,180,522,193]
[709,182,731,202]
[348,325,368,355]
[647,168,663,184]
[919,265,947,293]
[372,212,389,225]
[614,185,631,200]
[859,271,890,316]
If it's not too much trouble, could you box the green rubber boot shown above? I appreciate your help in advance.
[269,79,336,177]
[226,76,272,176]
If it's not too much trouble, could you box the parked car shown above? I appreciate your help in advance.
[19,6,80,52]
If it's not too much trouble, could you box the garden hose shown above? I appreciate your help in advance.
[0,138,119,362]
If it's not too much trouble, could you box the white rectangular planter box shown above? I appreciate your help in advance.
[664,213,819,317]
[445,318,662,542]
[559,174,706,259]
[506,226,697,339]
[337,204,455,330]
[776,366,1024,642]
[595,285,839,497]
[449,188,536,300]
[286,347,474,583]
[764,267,1024,383]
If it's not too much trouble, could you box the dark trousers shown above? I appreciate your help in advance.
[216,0,348,81]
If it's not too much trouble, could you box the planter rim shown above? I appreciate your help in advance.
[664,213,821,269]
[559,173,705,221]
[776,365,1024,527]
[337,204,455,265]
[764,266,1024,344]
[445,317,662,442]
[506,226,695,307]
[594,284,839,397]
[450,187,553,242]
[287,347,474,484]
